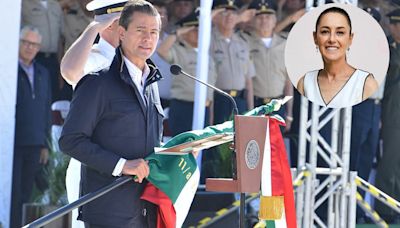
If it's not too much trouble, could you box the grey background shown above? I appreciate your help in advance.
[285,3,390,90]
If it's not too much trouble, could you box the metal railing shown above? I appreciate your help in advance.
[23,176,132,228]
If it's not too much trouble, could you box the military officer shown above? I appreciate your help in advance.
[211,0,256,124]
[63,0,92,50]
[157,9,217,135]
[245,0,293,131]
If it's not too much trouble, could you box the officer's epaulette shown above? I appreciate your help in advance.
[67,9,78,15]
[91,48,102,55]
[235,29,251,42]
[277,33,287,40]
[276,31,289,40]
[178,41,185,47]
[88,72,100,76]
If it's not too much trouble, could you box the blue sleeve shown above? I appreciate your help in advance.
[59,76,120,175]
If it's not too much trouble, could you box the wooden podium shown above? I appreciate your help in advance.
[206,115,269,193]
[154,114,271,228]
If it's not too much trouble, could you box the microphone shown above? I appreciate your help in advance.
[170,64,239,115]
[171,64,239,181]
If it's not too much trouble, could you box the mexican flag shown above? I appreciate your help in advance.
[141,153,199,228]
[140,103,282,228]
[257,116,297,228]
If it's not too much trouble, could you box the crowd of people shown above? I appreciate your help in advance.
[10,0,400,227]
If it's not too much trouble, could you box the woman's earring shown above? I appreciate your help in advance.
[347,47,350,52]
[316,46,319,53]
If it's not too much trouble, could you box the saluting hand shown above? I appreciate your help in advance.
[277,0,286,9]
[93,12,121,31]
[211,8,225,20]
[176,26,196,37]
[289,9,306,23]
[122,159,150,183]
[237,9,256,24]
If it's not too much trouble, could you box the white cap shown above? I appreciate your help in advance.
[86,0,128,13]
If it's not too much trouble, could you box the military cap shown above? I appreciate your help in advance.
[176,9,200,27]
[364,7,381,22]
[212,0,239,11]
[248,0,277,15]
[387,8,400,24]
[86,0,128,15]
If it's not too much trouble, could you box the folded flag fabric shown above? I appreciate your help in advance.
[141,102,281,228]
[259,116,297,228]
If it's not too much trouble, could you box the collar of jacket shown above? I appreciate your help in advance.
[113,46,163,89]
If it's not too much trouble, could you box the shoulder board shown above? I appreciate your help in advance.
[67,9,78,15]
[178,41,185,47]
[88,72,100,76]
[277,33,287,40]
[277,31,289,40]
[236,30,250,42]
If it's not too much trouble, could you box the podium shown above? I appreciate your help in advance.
[155,115,269,193]
[154,115,270,227]
[206,115,268,193]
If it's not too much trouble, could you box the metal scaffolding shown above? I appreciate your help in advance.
[295,96,357,227]
[294,0,361,227]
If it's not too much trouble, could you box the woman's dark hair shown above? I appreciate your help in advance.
[315,7,352,33]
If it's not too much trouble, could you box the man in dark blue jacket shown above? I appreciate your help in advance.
[59,1,164,227]
[11,26,52,228]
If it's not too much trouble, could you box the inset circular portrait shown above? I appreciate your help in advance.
[285,3,389,108]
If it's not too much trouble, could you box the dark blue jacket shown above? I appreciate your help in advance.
[59,47,163,226]
[15,62,52,148]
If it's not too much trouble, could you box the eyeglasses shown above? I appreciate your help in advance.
[221,10,238,16]
[20,39,41,49]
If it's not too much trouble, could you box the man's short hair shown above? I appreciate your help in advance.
[20,25,42,42]
[119,0,160,30]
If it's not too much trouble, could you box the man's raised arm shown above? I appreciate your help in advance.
[60,13,119,85]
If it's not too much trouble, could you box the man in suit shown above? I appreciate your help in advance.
[11,26,52,228]
[59,1,164,227]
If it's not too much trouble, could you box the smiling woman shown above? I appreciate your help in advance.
[284,3,390,109]
[296,6,378,108]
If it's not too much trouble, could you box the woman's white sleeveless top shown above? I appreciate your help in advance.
[303,69,369,108]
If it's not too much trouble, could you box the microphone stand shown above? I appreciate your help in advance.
[171,65,247,228]
[172,68,239,115]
